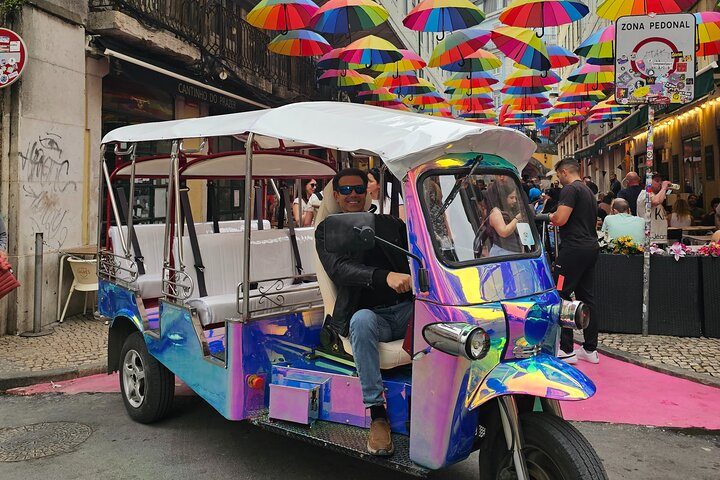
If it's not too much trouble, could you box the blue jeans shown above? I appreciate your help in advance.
[349,301,413,407]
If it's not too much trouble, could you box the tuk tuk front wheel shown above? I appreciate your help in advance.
[119,331,175,424]
[479,412,607,480]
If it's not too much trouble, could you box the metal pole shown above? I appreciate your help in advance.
[242,134,255,321]
[33,233,43,334]
[642,105,655,337]
[102,160,128,257]
[125,145,137,257]
[163,141,179,268]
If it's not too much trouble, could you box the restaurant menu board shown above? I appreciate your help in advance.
[615,14,696,105]
[0,28,27,89]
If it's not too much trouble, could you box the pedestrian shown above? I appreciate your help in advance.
[549,159,600,365]
[583,176,599,195]
[601,198,645,245]
[702,198,720,226]
[637,173,671,245]
[617,172,643,216]
[669,198,693,228]
[609,172,622,196]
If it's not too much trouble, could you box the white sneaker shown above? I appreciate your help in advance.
[557,350,577,364]
[575,347,599,364]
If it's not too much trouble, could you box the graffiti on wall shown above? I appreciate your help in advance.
[18,133,78,249]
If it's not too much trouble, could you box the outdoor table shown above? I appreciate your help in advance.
[684,235,714,245]
[668,226,716,243]
[56,245,98,322]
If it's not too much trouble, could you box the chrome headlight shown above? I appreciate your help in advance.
[559,300,589,330]
[422,322,490,360]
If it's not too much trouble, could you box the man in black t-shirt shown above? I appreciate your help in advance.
[550,159,600,365]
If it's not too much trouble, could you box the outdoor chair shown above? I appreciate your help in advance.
[59,258,99,323]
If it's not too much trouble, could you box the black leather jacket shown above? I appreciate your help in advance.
[315,214,411,336]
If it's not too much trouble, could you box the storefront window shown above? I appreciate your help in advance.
[682,136,703,195]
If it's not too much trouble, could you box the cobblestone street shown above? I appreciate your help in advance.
[0,316,107,378]
[597,333,720,379]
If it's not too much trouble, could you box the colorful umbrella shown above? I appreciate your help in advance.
[575,25,614,65]
[402,92,447,106]
[504,68,561,87]
[268,29,332,56]
[310,0,389,34]
[246,0,320,33]
[428,27,492,67]
[547,44,580,68]
[366,99,410,109]
[340,35,403,66]
[503,96,552,110]
[439,48,502,72]
[375,70,420,88]
[317,48,363,70]
[567,63,614,86]
[392,78,437,96]
[463,117,497,124]
[450,96,495,112]
[444,71,499,89]
[491,26,551,71]
[445,86,495,98]
[501,84,552,95]
[356,87,397,101]
[499,0,590,37]
[557,90,606,103]
[369,49,427,73]
[403,0,486,39]
[318,69,373,87]
[554,101,596,110]
[459,110,498,118]
[597,0,696,21]
[695,12,720,57]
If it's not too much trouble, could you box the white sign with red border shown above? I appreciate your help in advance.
[615,13,696,105]
[0,28,27,89]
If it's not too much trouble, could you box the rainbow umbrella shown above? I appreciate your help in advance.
[695,12,720,57]
[450,96,495,112]
[503,96,552,110]
[428,27,492,67]
[366,99,409,109]
[501,84,552,95]
[444,71,499,89]
[504,68,561,87]
[318,69,373,87]
[557,90,606,103]
[554,101,596,110]
[499,0,589,38]
[392,78,437,96]
[246,0,319,33]
[439,48,502,72]
[560,81,613,94]
[268,29,332,56]
[547,44,579,68]
[310,0,389,34]
[567,63,614,86]
[491,26,551,71]
[459,109,498,118]
[317,48,363,70]
[445,86,495,98]
[340,35,403,66]
[370,49,427,73]
[597,0,696,21]
[402,92,447,106]
[356,87,397,101]
[375,70,420,88]
[575,25,614,66]
[403,0,486,39]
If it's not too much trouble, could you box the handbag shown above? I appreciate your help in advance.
[0,257,20,300]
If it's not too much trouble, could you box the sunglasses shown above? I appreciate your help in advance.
[337,184,367,195]
[309,183,317,187]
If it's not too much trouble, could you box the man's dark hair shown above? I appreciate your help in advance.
[332,168,368,191]
[555,158,580,173]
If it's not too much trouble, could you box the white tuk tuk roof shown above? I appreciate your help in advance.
[102,102,536,178]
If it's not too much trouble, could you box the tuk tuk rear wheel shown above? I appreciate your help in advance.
[479,412,607,480]
[119,331,175,424]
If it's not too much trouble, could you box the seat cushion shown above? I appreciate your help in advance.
[340,336,411,370]
[134,272,163,299]
[188,282,323,327]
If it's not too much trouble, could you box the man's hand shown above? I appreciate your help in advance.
[661,181,672,191]
[386,272,412,294]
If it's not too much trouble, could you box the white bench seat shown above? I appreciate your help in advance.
[135,272,163,300]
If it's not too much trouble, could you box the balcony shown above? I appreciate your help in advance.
[89,0,323,101]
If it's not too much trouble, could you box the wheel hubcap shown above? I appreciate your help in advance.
[498,447,564,480]
[122,349,146,408]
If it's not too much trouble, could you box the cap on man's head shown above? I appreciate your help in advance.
[528,187,541,202]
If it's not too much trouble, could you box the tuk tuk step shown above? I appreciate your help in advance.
[248,409,429,478]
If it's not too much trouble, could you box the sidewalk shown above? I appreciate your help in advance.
[1,314,719,390]
[0,315,107,390]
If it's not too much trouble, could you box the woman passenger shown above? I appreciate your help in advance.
[367,168,405,220]
[293,178,319,227]
[485,179,524,257]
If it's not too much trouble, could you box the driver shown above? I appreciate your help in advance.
[315,168,413,457]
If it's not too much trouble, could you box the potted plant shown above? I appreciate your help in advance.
[697,242,720,338]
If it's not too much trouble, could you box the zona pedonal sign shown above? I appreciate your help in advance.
[0,28,27,89]
[615,13,696,105]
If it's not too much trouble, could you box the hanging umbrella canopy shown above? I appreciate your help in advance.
[428,27,492,67]
[553,101,596,110]
[402,92,447,106]
[246,0,320,32]
[269,29,333,56]
[504,68,561,87]
[597,0,696,21]
[356,87,397,101]
[459,109,498,118]
[340,35,404,66]
[310,0,389,34]
[557,89,606,102]
[547,109,586,118]
[375,70,420,88]
[501,84,552,94]
[695,12,720,57]
[499,0,589,37]
[450,97,495,111]
[444,71,499,89]
[365,99,410,109]
[567,63,614,84]
[439,48,503,72]
[318,69,374,86]
[392,78,437,96]
[491,26,551,71]
[370,49,427,72]
[560,81,613,94]
[403,0,486,34]
[546,44,580,68]
[317,48,364,70]
[574,25,614,65]
[503,95,552,110]
[445,86,495,97]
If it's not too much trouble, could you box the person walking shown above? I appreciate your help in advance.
[617,172,643,216]
[609,173,622,196]
[549,159,600,365]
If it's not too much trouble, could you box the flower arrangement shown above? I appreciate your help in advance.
[667,242,691,261]
[697,242,720,257]
[605,236,644,255]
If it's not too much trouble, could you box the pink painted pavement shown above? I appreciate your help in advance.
[6,353,720,430]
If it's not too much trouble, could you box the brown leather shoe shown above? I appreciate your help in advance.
[367,418,394,456]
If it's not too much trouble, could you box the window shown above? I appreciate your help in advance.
[420,166,539,266]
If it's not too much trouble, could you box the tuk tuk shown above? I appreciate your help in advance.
[98,102,606,479]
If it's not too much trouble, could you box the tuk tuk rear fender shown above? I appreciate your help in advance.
[466,353,596,411]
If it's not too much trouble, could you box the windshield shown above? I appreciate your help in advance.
[420,169,539,265]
